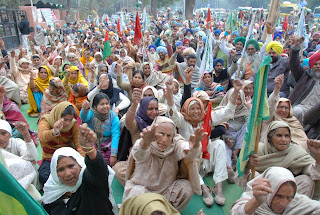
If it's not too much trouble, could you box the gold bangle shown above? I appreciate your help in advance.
[84,147,95,154]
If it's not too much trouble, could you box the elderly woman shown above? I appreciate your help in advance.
[242,80,254,98]
[166,77,244,206]
[231,167,320,215]
[42,125,116,215]
[243,121,320,199]
[231,167,320,214]
[123,116,206,211]
[38,102,84,185]
[66,52,85,76]
[261,75,308,150]
[88,63,108,90]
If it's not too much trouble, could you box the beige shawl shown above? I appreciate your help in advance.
[232,167,320,215]
[142,62,170,89]
[220,88,249,118]
[274,98,308,149]
[257,121,314,175]
[126,116,201,195]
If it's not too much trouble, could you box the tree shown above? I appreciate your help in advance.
[185,0,196,19]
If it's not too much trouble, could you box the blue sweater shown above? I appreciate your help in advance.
[80,109,120,155]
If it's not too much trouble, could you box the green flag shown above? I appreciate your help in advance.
[237,55,271,177]
[103,30,112,60]
[0,150,48,215]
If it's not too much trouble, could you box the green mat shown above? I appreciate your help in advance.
[21,104,243,214]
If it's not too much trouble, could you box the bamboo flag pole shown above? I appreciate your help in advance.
[251,122,262,179]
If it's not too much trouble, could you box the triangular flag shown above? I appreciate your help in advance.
[134,12,142,45]
[283,15,288,31]
[105,16,108,23]
[117,18,122,37]
[103,29,112,60]
[206,8,211,29]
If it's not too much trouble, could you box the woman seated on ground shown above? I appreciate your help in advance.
[42,126,116,215]
[119,193,180,215]
[242,121,320,199]
[158,79,182,110]
[123,116,206,211]
[261,74,308,150]
[194,71,225,108]
[88,74,130,117]
[231,167,320,215]
[166,77,243,206]
[67,83,88,115]
[66,53,85,76]
[142,86,167,116]
[141,62,169,90]
[47,56,63,77]
[80,93,120,167]
[0,120,37,161]
[28,66,53,117]
[219,88,249,168]
[40,78,68,117]
[10,50,36,104]
[116,65,148,101]
[38,102,84,185]
[62,66,88,88]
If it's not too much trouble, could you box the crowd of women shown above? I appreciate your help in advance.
[0,9,320,214]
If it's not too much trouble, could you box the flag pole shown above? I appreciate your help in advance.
[251,122,262,179]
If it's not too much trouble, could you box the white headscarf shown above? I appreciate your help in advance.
[42,147,86,204]
[0,119,12,135]
[232,167,320,214]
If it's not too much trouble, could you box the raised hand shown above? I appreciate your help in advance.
[244,96,252,109]
[233,79,244,91]
[140,125,157,149]
[186,127,207,153]
[132,88,142,106]
[79,123,97,149]
[10,50,15,58]
[184,66,194,85]
[274,74,284,91]
[229,49,236,60]
[82,100,90,111]
[52,118,65,136]
[266,22,273,35]
[13,121,29,136]
[307,139,320,165]
[252,178,272,204]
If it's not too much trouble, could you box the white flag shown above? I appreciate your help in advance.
[200,30,214,73]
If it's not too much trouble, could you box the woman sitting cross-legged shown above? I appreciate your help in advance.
[42,124,116,215]
[231,167,320,215]
[123,116,207,211]
[80,93,120,167]
[27,66,53,117]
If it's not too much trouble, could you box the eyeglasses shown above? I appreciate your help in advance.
[277,106,290,110]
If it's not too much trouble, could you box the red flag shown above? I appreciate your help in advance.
[117,18,122,37]
[206,8,211,29]
[105,17,108,23]
[134,12,142,45]
[283,15,288,31]
[240,11,243,21]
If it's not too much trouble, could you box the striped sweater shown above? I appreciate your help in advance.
[38,118,84,161]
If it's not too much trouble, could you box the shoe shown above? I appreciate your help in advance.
[202,185,214,207]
